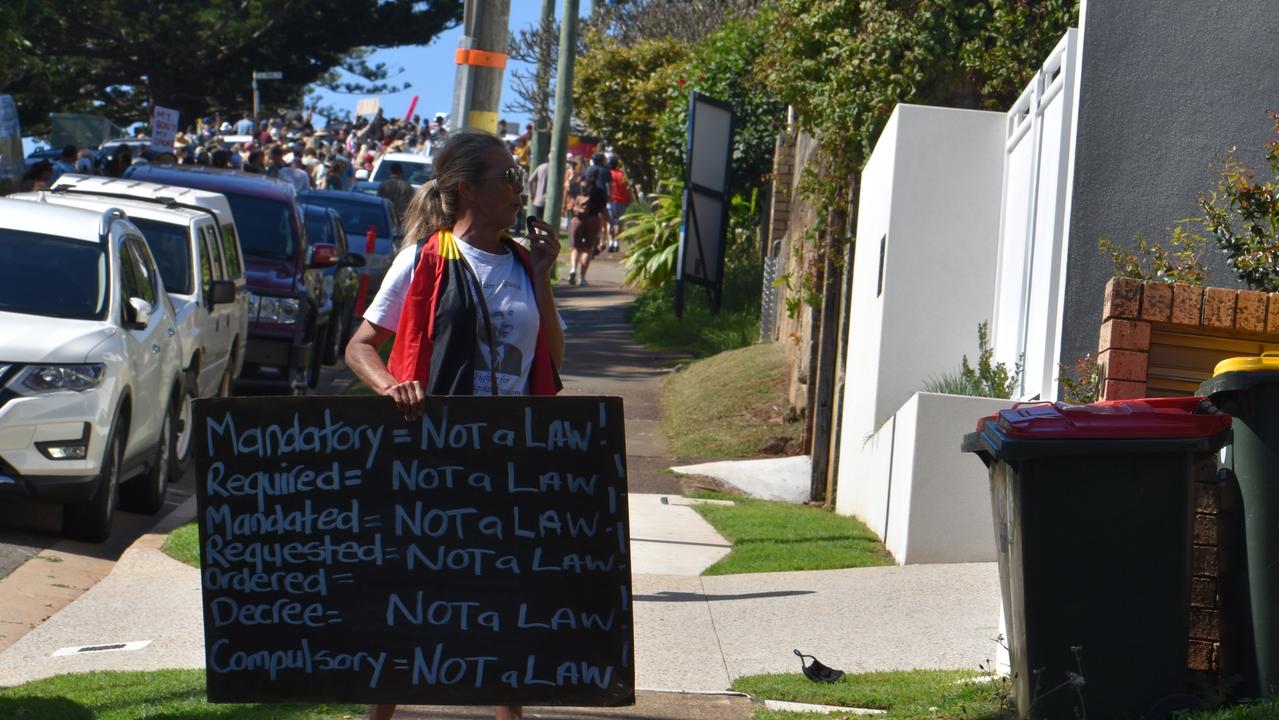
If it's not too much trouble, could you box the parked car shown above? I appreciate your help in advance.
[123,165,339,394]
[0,198,183,541]
[302,205,364,361]
[370,151,432,187]
[350,180,382,196]
[26,175,250,477]
[298,189,400,298]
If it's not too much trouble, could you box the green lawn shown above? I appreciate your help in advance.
[162,520,201,567]
[735,670,1279,720]
[0,669,361,719]
[690,491,894,575]
[662,343,802,458]
[735,669,1008,719]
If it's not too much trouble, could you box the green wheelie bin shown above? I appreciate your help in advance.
[1199,353,1279,698]
[963,397,1231,719]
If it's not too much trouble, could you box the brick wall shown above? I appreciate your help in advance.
[1097,277,1257,683]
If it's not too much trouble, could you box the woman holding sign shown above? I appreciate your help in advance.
[345,131,564,720]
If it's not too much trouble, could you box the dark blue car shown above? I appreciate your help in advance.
[297,189,400,296]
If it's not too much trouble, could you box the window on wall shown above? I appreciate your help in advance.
[876,234,887,297]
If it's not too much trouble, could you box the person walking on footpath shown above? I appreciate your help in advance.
[606,156,631,253]
[567,183,608,286]
[345,132,564,719]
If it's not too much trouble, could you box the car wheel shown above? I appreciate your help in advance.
[63,423,121,543]
[120,401,172,515]
[170,382,195,483]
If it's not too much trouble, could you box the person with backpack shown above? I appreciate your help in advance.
[567,182,608,287]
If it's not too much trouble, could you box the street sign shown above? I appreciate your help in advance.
[254,71,283,80]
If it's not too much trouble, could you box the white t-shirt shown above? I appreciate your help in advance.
[362,243,417,331]
[455,241,539,395]
[362,238,553,396]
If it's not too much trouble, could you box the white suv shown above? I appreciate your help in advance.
[31,176,250,476]
[0,198,183,541]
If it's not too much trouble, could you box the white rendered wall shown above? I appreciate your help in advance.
[883,392,1015,564]
[836,104,1006,533]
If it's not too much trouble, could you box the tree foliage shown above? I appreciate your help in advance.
[587,0,763,47]
[505,16,561,129]
[3,0,463,134]
[651,15,786,196]
[573,34,687,193]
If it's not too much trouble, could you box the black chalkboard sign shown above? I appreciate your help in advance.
[193,395,633,707]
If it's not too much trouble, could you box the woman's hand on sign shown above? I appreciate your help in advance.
[526,216,560,281]
[384,379,425,420]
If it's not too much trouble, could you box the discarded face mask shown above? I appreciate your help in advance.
[794,649,845,683]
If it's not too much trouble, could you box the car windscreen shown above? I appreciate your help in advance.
[130,217,193,295]
[373,160,433,185]
[306,197,391,238]
[0,229,107,320]
[223,193,295,259]
[304,213,334,246]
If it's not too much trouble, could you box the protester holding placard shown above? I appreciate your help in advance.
[344,130,565,720]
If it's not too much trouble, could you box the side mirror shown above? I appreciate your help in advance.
[210,279,237,305]
[340,253,366,268]
[309,242,339,268]
[125,297,153,327]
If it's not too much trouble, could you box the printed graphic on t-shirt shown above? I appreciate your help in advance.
[455,242,539,396]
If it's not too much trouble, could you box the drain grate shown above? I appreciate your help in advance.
[53,640,152,657]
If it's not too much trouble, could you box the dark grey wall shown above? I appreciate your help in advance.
[1060,0,1279,368]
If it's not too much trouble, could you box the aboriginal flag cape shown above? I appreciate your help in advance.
[387,230,560,396]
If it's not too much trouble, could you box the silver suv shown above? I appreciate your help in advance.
[31,176,250,476]
[0,198,183,541]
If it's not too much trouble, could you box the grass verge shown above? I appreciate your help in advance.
[691,491,893,575]
[627,280,760,359]
[162,521,201,567]
[662,342,801,458]
[735,670,1279,720]
[735,669,1006,719]
[0,669,361,718]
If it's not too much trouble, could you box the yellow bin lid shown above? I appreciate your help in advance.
[1214,351,1279,375]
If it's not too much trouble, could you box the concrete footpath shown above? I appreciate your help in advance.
[0,256,1002,717]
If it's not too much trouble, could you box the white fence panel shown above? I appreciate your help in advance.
[991,29,1079,400]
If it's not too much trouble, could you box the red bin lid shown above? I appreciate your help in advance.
[975,397,1231,440]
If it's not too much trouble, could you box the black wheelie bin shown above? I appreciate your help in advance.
[963,397,1231,719]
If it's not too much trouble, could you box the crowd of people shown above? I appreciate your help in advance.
[11,106,637,267]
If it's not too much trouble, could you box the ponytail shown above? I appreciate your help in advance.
[396,131,506,248]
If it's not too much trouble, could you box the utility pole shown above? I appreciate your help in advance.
[526,0,557,219]
[529,0,556,169]
[543,0,580,234]
[451,0,512,134]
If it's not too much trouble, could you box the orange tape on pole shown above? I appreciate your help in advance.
[455,48,508,69]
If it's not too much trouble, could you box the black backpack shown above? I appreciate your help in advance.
[585,164,610,194]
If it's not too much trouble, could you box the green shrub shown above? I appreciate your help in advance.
[1097,219,1209,285]
[1200,112,1279,292]
[923,322,1022,399]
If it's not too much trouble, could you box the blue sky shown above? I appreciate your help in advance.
[307,1,593,132]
